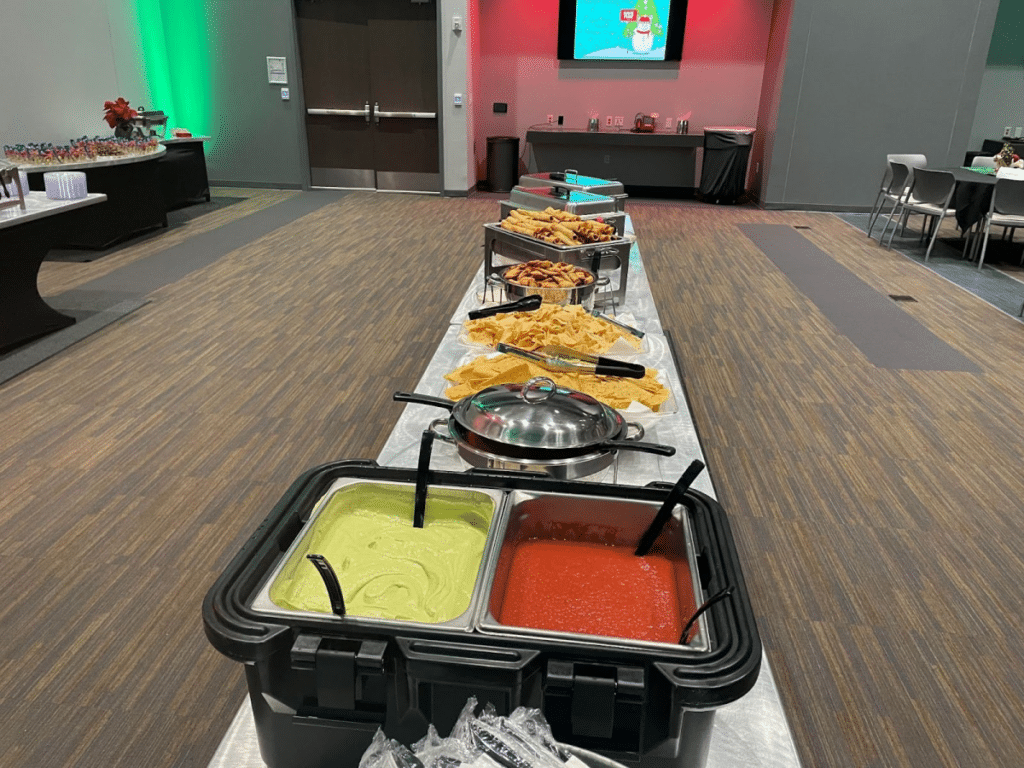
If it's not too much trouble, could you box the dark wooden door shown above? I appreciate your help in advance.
[296,0,439,192]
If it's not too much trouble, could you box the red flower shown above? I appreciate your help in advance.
[103,97,137,128]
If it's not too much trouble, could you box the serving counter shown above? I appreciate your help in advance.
[204,216,803,768]
[526,127,703,191]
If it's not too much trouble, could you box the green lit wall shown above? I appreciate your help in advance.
[133,0,212,137]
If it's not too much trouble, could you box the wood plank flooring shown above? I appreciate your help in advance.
[632,201,1024,768]
[1,192,1022,768]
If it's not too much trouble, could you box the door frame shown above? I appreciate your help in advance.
[290,0,447,195]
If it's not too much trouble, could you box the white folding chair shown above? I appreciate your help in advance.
[867,154,926,239]
[971,156,998,169]
[976,177,1024,270]
[883,168,957,260]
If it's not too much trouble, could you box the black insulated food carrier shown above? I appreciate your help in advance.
[203,461,761,768]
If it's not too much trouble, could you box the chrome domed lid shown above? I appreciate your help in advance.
[450,377,625,450]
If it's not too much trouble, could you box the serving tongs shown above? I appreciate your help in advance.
[467,294,542,320]
[589,309,645,339]
[496,343,646,379]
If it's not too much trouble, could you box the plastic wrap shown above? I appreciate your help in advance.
[361,729,426,768]
[366,698,575,768]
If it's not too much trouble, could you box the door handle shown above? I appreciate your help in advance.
[374,102,379,124]
[375,108,437,120]
[307,103,373,123]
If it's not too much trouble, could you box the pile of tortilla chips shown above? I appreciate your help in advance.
[444,354,670,412]
[463,304,641,354]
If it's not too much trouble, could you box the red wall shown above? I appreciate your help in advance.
[471,0,774,183]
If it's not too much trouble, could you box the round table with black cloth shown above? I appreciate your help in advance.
[944,166,997,232]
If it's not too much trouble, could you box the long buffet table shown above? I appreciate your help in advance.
[206,218,802,768]
[23,147,168,249]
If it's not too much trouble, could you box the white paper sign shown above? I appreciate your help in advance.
[266,56,287,84]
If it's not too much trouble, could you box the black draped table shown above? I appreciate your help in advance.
[0,191,106,352]
[23,147,167,249]
[941,166,997,232]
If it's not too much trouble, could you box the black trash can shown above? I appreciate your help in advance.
[700,127,755,204]
[486,136,519,193]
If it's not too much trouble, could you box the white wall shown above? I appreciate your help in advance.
[0,0,134,147]
[762,0,999,210]
[970,66,1024,149]
[439,0,472,192]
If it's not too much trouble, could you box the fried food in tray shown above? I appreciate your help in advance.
[503,260,594,288]
[499,207,618,246]
[462,303,642,355]
[444,353,671,413]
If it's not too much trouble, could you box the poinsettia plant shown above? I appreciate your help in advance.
[102,97,137,129]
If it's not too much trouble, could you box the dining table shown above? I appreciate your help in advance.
[939,166,998,232]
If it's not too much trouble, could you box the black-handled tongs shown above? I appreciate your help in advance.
[468,294,543,320]
[497,343,646,379]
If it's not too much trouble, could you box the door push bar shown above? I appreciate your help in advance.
[307,103,372,123]
[374,103,437,122]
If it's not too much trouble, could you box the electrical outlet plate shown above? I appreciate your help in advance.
[453,93,463,106]
[547,114,554,123]
[614,116,624,126]
[605,116,613,127]
[1005,127,1013,138]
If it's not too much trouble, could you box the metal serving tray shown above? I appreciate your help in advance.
[248,477,508,632]
[508,185,618,215]
[519,171,627,211]
[498,201,626,237]
[476,489,708,652]
[483,223,631,308]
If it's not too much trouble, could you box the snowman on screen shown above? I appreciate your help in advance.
[622,0,663,54]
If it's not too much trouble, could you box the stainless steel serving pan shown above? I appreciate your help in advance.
[487,264,608,309]
[393,378,675,479]
[247,477,508,631]
[497,202,626,236]
[518,170,627,211]
[476,488,710,652]
[507,184,618,215]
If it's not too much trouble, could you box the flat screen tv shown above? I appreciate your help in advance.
[557,0,688,62]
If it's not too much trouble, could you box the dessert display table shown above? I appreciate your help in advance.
[159,137,211,210]
[23,147,167,249]
[203,217,803,768]
[0,192,106,352]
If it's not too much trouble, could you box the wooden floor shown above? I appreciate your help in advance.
[2,191,1022,767]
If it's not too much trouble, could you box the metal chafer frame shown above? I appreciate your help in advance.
[518,171,628,212]
[498,201,627,237]
[483,223,631,308]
